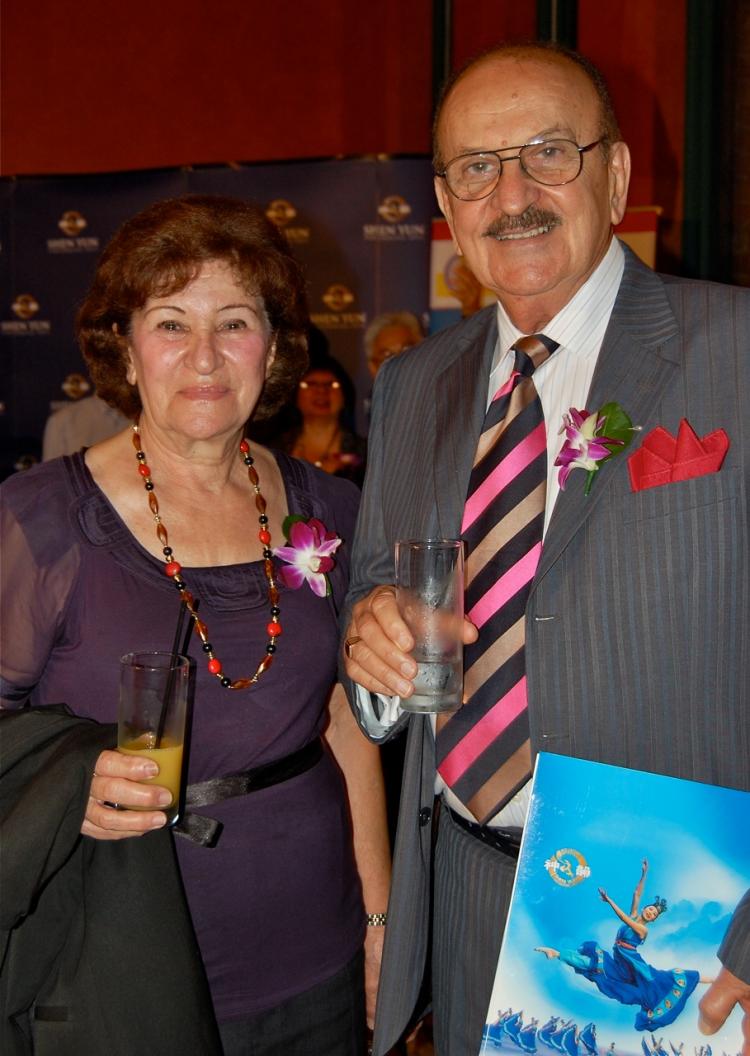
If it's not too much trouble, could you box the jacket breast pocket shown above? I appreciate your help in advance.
[619,467,740,525]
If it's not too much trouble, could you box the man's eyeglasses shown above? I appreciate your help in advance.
[435,138,603,201]
[299,379,341,391]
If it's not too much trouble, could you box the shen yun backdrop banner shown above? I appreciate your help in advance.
[480,754,749,1056]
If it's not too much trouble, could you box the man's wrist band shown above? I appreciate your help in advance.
[366,912,387,926]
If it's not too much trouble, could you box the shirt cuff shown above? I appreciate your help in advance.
[353,683,403,740]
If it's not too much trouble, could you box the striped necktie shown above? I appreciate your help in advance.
[436,334,558,824]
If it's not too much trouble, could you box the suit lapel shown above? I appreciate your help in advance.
[433,307,498,537]
[534,247,682,586]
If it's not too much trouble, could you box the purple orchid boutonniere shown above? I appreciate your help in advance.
[273,516,342,597]
[555,401,636,495]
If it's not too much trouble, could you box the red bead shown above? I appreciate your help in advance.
[164,561,182,577]
[239,439,249,454]
[207,658,222,675]
[267,621,282,637]
[258,529,271,545]
[138,463,150,477]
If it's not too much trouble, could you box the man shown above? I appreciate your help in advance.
[364,312,424,380]
[341,43,750,1055]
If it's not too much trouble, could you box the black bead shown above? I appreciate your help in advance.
[266,643,276,654]
[145,481,154,491]
[220,676,232,688]
[263,549,273,559]
[259,514,269,524]
[136,451,145,460]
[244,456,253,466]
[202,642,212,653]
[163,546,173,557]
[270,606,280,617]
[173,579,184,590]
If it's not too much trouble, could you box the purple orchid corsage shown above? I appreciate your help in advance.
[555,401,636,495]
[273,516,342,597]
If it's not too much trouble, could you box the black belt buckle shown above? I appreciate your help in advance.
[448,807,522,860]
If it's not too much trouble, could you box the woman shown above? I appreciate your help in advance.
[0,195,389,1054]
[535,858,704,1030]
[280,353,366,485]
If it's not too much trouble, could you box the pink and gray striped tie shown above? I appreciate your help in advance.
[436,334,558,824]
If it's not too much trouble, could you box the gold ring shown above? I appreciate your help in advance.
[344,635,362,659]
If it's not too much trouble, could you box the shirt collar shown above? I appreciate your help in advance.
[493,236,625,370]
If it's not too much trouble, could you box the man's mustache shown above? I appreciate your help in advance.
[483,207,561,239]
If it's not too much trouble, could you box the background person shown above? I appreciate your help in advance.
[1,194,389,1055]
[340,42,750,1055]
[364,312,424,380]
[280,351,367,486]
[42,392,130,459]
[363,312,424,424]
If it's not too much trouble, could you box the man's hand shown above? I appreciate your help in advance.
[699,966,750,1056]
[343,585,477,698]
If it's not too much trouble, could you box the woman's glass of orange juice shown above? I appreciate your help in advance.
[118,651,189,825]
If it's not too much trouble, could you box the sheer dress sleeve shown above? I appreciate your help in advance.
[0,466,82,708]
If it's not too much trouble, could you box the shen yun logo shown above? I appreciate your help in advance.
[265,199,310,244]
[48,210,99,253]
[544,847,591,887]
[310,285,365,330]
[12,293,40,320]
[58,210,87,236]
[322,284,354,312]
[364,195,425,242]
[2,293,51,335]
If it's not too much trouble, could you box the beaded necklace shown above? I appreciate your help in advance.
[132,425,282,690]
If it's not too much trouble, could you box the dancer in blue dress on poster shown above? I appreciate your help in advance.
[535,859,707,1030]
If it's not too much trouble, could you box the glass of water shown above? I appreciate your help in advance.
[395,539,464,713]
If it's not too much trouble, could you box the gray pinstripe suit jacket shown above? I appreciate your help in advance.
[343,244,750,1052]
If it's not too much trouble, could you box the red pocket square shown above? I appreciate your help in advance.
[627,418,730,493]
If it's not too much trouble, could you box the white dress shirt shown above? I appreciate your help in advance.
[355,237,625,828]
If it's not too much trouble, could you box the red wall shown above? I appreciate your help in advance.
[0,0,433,174]
[452,3,537,67]
[578,0,686,264]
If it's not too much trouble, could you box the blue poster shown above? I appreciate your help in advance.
[481,754,749,1056]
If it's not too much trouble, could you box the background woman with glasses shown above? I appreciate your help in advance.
[280,346,367,485]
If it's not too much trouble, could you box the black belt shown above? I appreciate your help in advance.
[447,806,523,860]
[174,737,324,848]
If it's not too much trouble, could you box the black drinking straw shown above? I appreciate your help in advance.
[154,599,188,748]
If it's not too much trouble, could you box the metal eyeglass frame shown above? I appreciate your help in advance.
[435,138,604,201]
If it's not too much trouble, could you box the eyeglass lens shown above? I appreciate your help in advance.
[299,380,341,390]
[445,139,587,198]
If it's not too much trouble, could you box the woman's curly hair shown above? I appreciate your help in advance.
[76,194,309,421]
